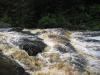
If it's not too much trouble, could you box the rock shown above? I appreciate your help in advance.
[0,28,100,75]
[0,53,30,75]
[0,28,13,32]
[9,36,46,56]
[0,30,46,56]
[0,27,23,32]
[21,40,46,56]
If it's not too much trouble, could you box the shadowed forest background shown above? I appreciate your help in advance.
[0,0,100,30]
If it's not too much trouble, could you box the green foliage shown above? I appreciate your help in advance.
[0,22,11,28]
[38,14,66,28]
[0,16,12,24]
[0,16,12,28]
[0,0,100,30]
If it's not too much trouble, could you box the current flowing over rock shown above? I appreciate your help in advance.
[0,28,100,75]
[0,53,29,75]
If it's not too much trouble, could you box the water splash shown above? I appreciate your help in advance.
[0,28,100,75]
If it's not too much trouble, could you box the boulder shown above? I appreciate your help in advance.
[0,53,29,75]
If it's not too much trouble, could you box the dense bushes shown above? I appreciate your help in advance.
[38,14,66,28]
[0,0,100,30]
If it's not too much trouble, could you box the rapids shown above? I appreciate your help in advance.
[0,28,100,75]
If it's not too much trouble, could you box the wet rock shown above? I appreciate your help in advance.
[0,30,46,56]
[0,28,100,75]
[11,37,46,56]
[20,40,46,56]
[0,53,30,75]
[0,28,14,32]
[55,46,67,53]
[71,55,87,72]
[0,27,23,32]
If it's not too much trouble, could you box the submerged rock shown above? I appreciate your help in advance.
[0,30,46,56]
[0,28,100,75]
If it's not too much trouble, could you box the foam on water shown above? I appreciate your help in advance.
[70,32,100,73]
[0,29,100,75]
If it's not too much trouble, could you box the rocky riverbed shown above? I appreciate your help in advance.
[0,28,100,75]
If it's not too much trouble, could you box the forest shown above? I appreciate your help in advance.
[0,0,100,30]
[0,1,100,75]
